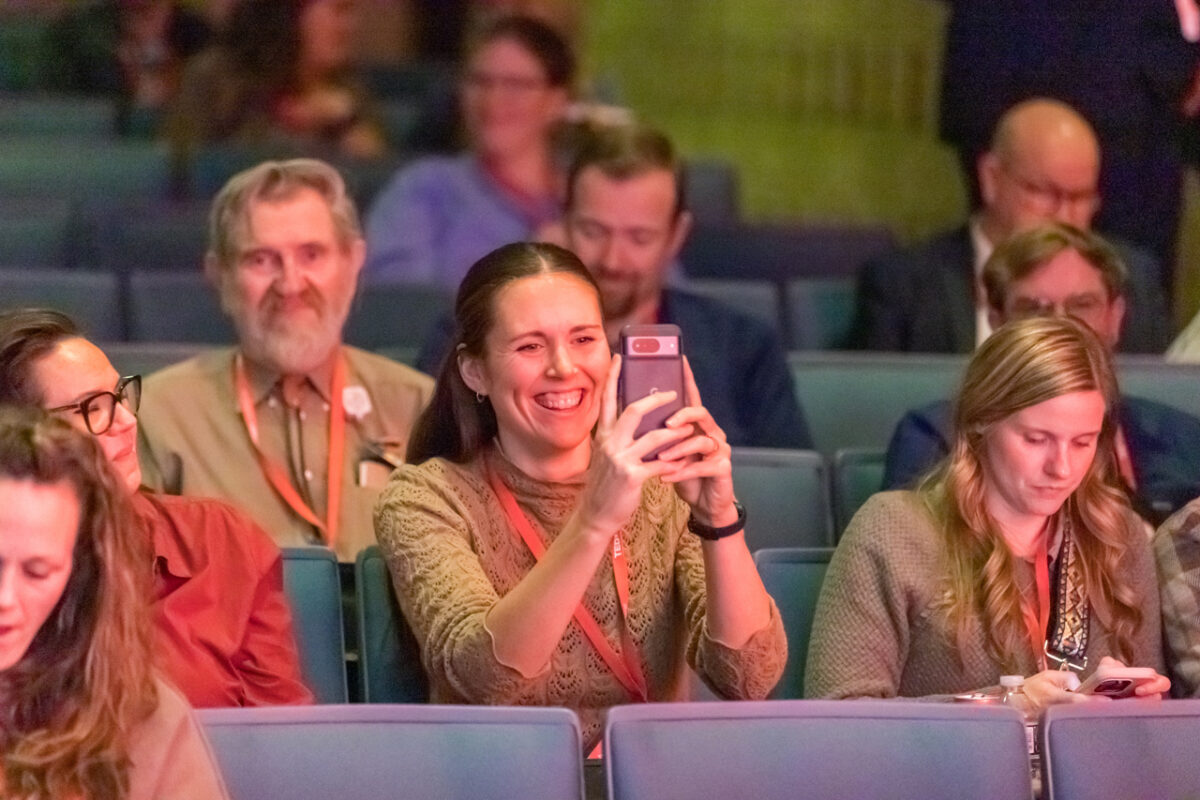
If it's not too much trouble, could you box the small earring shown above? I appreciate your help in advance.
[476,392,486,404]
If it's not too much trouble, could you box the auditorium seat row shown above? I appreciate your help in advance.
[285,541,831,705]
[0,265,867,350]
[195,697,1200,800]
[789,351,1200,458]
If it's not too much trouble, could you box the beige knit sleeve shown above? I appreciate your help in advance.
[673,524,788,700]
[804,492,923,699]
[373,461,533,704]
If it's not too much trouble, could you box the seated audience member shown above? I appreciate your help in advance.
[43,0,212,137]
[364,14,573,287]
[0,309,312,708]
[1155,497,1200,697]
[884,223,1200,525]
[167,0,386,160]
[375,242,786,752]
[852,98,1169,354]
[138,159,433,562]
[0,406,229,799]
[417,123,812,449]
[807,316,1168,704]
[936,2,1196,280]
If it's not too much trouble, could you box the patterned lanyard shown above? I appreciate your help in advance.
[486,466,648,702]
[233,352,346,547]
[1021,514,1090,672]
[1043,515,1090,671]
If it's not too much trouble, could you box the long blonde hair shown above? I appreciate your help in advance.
[922,316,1141,671]
[0,407,156,799]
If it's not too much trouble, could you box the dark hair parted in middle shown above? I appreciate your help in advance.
[406,242,599,465]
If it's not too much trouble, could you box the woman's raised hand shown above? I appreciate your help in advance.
[576,354,692,535]
[655,357,738,527]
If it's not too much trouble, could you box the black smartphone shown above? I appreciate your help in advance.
[618,324,685,461]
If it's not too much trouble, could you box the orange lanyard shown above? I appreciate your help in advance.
[1021,535,1052,672]
[234,352,346,547]
[487,468,648,703]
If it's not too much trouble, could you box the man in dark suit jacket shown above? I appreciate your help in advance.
[853,99,1170,354]
[937,0,1198,274]
[418,123,812,449]
[883,222,1200,524]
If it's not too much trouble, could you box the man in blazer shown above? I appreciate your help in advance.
[852,99,1170,354]
[883,222,1200,526]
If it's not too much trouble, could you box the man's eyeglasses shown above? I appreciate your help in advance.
[1002,165,1100,215]
[48,375,142,436]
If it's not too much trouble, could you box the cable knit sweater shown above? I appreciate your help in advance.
[374,447,787,749]
[805,491,1163,699]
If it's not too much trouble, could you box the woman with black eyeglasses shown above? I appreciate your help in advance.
[0,308,313,708]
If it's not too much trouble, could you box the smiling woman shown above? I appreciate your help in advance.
[374,241,786,752]
[0,407,228,800]
[364,14,575,287]
[806,315,1169,710]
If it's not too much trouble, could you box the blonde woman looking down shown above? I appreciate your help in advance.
[806,315,1167,709]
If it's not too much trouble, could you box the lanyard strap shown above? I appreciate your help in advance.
[486,467,648,702]
[1045,515,1090,670]
[1021,514,1091,672]
[234,352,347,547]
[1022,535,1052,672]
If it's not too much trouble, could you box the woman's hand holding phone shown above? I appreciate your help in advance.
[655,358,738,528]
[1074,657,1170,699]
[1024,656,1170,713]
[578,354,692,536]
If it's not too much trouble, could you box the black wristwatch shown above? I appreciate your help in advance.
[687,501,747,541]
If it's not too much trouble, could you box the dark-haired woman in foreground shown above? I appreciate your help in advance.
[0,407,227,799]
[374,242,785,751]
[806,316,1167,708]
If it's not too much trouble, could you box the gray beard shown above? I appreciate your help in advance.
[238,317,342,375]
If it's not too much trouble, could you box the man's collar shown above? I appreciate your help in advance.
[968,215,996,278]
[238,347,340,405]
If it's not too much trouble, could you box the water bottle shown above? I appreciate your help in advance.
[1000,674,1041,792]
[999,674,1036,754]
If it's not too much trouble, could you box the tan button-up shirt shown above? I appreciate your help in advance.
[138,346,434,561]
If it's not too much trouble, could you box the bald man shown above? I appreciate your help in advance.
[851,98,1169,354]
[937,0,1198,277]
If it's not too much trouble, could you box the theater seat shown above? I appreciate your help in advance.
[355,545,428,703]
[1041,700,1200,800]
[753,547,833,699]
[732,448,834,549]
[785,276,856,350]
[605,700,1030,800]
[200,704,584,800]
[280,547,348,704]
[831,447,885,535]
[0,267,122,340]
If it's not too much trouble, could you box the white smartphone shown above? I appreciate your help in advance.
[1076,665,1159,698]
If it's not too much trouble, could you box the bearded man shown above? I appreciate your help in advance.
[138,159,434,561]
